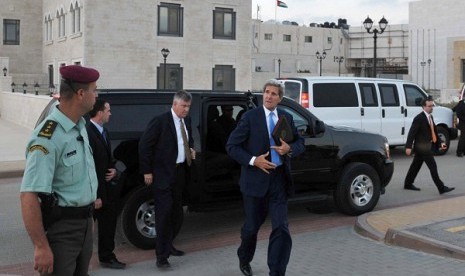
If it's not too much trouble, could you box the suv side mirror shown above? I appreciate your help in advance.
[306,119,325,137]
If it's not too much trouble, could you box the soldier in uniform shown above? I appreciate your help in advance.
[20,65,99,275]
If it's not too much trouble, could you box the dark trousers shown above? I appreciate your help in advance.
[404,153,445,191]
[153,164,186,259]
[95,202,118,261]
[457,126,465,154]
[238,167,291,276]
[44,218,93,276]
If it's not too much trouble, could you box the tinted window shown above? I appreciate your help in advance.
[359,83,378,107]
[378,84,399,106]
[313,83,358,107]
[283,81,301,103]
[404,84,426,106]
[107,104,171,133]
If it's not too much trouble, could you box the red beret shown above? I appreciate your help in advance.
[60,65,100,83]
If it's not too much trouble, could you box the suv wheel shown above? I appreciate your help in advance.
[334,162,380,216]
[121,185,156,249]
[436,126,450,155]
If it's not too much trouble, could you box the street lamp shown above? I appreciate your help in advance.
[278,59,281,78]
[427,59,432,90]
[161,48,170,89]
[316,51,326,76]
[420,61,426,88]
[363,16,388,78]
[2,67,7,76]
[34,82,40,95]
[334,56,344,76]
[22,82,27,94]
[11,82,15,92]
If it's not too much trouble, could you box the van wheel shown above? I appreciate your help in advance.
[436,126,450,155]
[334,162,380,216]
[121,185,156,249]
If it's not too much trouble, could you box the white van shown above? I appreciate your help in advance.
[278,76,457,151]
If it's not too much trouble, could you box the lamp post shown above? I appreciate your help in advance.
[420,61,426,88]
[427,59,432,90]
[3,67,7,76]
[363,16,388,78]
[278,58,281,78]
[11,82,15,92]
[22,82,27,94]
[34,82,40,95]
[334,56,344,76]
[161,48,170,89]
[316,51,326,76]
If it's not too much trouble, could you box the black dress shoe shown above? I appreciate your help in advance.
[240,262,253,276]
[439,186,455,194]
[156,258,170,268]
[170,247,185,256]
[457,153,464,157]
[100,258,126,269]
[404,184,421,191]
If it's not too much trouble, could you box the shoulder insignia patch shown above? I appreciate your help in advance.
[38,120,58,139]
[28,145,49,154]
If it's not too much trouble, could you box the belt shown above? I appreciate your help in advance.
[58,203,94,219]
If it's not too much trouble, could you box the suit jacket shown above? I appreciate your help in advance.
[226,106,305,197]
[453,100,465,130]
[139,111,194,189]
[87,122,114,206]
[405,112,442,155]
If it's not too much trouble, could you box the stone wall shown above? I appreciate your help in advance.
[0,92,52,130]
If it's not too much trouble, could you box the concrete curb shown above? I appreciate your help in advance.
[353,213,385,241]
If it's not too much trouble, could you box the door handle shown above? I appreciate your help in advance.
[401,106,404,114]
[382,109,385,118]
[361,107,364,116]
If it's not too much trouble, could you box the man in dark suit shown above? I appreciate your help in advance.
[87,99,126,269]
[404,97,455,194]
[453,99,465,157]
[139,90,195,269]
[226,79,305,276]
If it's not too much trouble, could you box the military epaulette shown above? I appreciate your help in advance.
[38,120,58,139]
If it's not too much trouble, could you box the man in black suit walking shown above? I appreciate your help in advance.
[139,90,195,269]
[226,79,305,276]
[404,97,455,194]
[453,99,465,157]
[87,99,126,269]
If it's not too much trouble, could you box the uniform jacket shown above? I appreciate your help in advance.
[138,111,194,189]
[406,112,442,155]
[226,106,305,197]
[86,122,114,206]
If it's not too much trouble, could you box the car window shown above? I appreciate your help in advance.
[378,84,400,106]
[359,83,378,107]
[283,80,302,103]
[313,83,358,107]
[404,84,426,106]
[107,104,171,133]
[279,105,308,135]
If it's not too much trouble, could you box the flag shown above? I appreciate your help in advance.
[277,0,288,8]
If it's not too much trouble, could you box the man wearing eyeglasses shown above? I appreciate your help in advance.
[404,97,455,195]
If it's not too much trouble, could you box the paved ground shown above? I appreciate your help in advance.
[3,118,465,275]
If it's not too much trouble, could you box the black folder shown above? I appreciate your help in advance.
[272,115,294,145]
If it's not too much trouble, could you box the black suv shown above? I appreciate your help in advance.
[37,90,393,249]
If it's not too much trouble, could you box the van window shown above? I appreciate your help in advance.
[108,104,171,132]
[359,83,378,107]
[283,81,301,103]
[378,84,399,106]
[404,84,426,106]
[313,83,358,107]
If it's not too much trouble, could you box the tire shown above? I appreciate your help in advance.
[436,126,450,155]
[334,162,381,216]
[121,185,156,249]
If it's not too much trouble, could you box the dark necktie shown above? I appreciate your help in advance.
[269,112,281,166]
[180,119,192,166]
[101,129,108,144]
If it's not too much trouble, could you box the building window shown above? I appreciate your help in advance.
[44,15,52,41]
[57,9,66,38]
[283,34,291,42]
[3,19,20,45]
[304,36,312,43]
[462,60,465,83]
[70,2,81,33]
[213,8,236,40]
[264,33,272,40]
[158,64,183,90]
[158,3,183,37]
[327,37,332,44]
[213,65,235,90]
